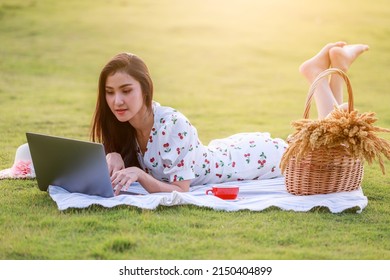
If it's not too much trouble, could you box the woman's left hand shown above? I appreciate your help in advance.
[111,166,144,195]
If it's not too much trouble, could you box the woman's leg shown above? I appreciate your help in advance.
[329,44,369,104]
[299,42,346,119]
[299,42,369,119]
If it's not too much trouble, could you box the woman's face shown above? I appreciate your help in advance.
[105,71,145,123]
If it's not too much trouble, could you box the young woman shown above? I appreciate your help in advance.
[91,42,369,195]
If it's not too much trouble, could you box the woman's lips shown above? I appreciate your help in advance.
[115,109,127,115]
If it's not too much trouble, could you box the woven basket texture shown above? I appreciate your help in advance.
[284,68,364,195]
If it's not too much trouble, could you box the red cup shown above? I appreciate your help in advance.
[206,186,239,200]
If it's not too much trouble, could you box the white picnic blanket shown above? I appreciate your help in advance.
[48,177,368,213]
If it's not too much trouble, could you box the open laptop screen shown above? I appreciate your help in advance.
[26,132,115,197]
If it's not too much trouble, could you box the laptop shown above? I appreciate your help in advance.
[26,132,140,197]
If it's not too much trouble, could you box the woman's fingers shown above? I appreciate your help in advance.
[111,169,138,195]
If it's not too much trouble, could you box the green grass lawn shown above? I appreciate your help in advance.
[0,0,389,260]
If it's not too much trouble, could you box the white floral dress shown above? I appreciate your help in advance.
[136,102,288,186]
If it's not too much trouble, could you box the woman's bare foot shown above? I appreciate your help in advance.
[324,102,350,119]
[329,44,369,72]
[299,41,347,81]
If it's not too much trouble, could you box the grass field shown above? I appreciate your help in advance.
[0,0,389,260]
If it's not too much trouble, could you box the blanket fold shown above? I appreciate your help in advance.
[48,177,368,213]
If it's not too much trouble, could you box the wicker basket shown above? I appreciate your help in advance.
[284,68,364,195]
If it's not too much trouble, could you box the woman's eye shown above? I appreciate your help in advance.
[123,89,132,94]
[105,91,114,95]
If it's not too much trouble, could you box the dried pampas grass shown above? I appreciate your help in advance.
[280,108,390,174]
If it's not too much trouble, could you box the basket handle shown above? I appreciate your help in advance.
[303,68,354,119]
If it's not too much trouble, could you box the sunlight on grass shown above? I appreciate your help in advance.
[0,0,389,260]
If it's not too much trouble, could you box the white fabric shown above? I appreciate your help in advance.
[137,102,287,186]
[48,177,368,213]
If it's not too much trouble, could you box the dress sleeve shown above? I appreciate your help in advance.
[156,112,199,182]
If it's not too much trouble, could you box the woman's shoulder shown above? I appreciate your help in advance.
[153,101,191,125]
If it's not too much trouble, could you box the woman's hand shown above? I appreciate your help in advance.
[111,166,191,195]
[106,152,125,176]
[111,166,144,195]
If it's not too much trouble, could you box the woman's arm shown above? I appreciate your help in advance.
[106,152,125,176]
[110,166,190,195]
